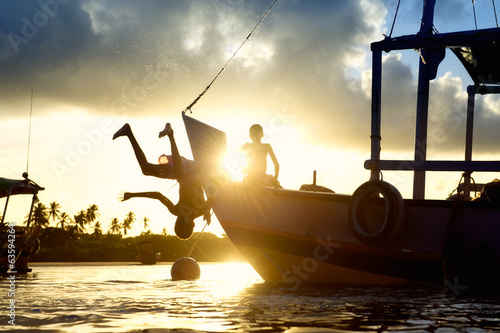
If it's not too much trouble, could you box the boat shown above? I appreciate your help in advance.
[136,241,161,265]
[182,0,500,292]
[0,176,43,274]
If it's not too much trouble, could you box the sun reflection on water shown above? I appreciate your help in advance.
[199,261,262,296]
[6,262,496,333]
[15,262,264,332]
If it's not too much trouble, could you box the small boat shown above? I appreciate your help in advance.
[0,176,43,274]
[136,241,161,265]
[183,0,500,292]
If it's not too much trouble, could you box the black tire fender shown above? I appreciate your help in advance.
[348,180,404,246]
[27,237,41,255]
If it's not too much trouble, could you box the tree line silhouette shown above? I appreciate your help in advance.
[25,201,244,262]
[28,201,146,236]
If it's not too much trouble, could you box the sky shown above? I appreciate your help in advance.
[2,0,500,237]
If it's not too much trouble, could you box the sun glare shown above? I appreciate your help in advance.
[201,262,261,297]
[104,114,371,237]
[208,114,370,194]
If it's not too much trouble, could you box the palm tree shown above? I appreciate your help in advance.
[28,202,49,228]
[143,217,150,231]
[73,210,87,234]
[86,204,100,227]
[56,212,71,230]
[108,218,122,235]
[122,211,135,236]
[48,202,61,226]
[92,221,103,236]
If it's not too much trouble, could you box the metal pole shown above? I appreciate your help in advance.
[412,0,436,199]
[1,187,12,225]
[25,193,37,228]
[370,50,382,181]
[413,56,431,199]
[463,85,476,198]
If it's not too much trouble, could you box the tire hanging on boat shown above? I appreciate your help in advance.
[348,180,404,246]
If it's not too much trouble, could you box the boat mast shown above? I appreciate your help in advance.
[369,49,382,181]
[413,0,436,199]
[367,1,500,196]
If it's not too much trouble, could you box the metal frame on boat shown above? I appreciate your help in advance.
[183,0,500,291]
[0,177,43,274]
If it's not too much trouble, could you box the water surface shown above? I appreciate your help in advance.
[1,262,499,332]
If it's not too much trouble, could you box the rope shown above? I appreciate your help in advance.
[186,218,210,257]
[166,180,179,193]
[0,163,22,177]
[471,0,499,29]
[182,0,279,115]
[388,0,401,38]
[493,0,499,27]
[26,89,34,177]
[472,0,478,29]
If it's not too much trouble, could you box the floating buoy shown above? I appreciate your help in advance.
[170,257,201,281]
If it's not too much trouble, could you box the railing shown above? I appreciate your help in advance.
[364,160,500,172]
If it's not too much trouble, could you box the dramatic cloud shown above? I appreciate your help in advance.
[1,1,498,149]
[0,1,387,143]
[2,0,500,233]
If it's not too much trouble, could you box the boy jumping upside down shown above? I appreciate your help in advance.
[113,122,214,240]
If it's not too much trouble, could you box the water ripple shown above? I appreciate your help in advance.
[1,263,499,332]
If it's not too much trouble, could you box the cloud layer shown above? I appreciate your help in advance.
[3,0,500,235]
[1,0,500,160]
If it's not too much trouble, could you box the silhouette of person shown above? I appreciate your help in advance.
[113,123,214,240]
[240,124,281,187]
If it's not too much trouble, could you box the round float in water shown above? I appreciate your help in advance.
[170,257,201,281]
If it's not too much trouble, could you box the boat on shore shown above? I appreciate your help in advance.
[183,0,500,293]
[136,241,161,265]
[0,176,43,274]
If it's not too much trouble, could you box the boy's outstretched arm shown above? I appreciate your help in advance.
[202,194,216,225]
[119,191,180,216]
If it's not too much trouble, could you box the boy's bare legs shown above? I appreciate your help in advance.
[113,123,171,179]
[159,123,183,179]
[120,191,180,216]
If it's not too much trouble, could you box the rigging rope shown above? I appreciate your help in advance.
[472,0,499,29]
[182,0,279,115]
[472,0,478,29]
[186,218,210,257]
[0,163,22,177]
[388,0,401,38]
[26,89,34,178]
[493,0,499,27]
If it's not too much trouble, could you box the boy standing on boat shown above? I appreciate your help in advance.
[112,123,214,240]
[240,124,281,187]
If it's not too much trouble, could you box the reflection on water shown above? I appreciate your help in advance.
[0,262,499,332]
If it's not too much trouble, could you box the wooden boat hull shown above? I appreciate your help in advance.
[181,113,500,289]
[213,182,500,287]
[136,241,161,265]
[0,227,40,274]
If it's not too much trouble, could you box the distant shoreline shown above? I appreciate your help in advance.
[30,261,246,266]
[31,228,245,262]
